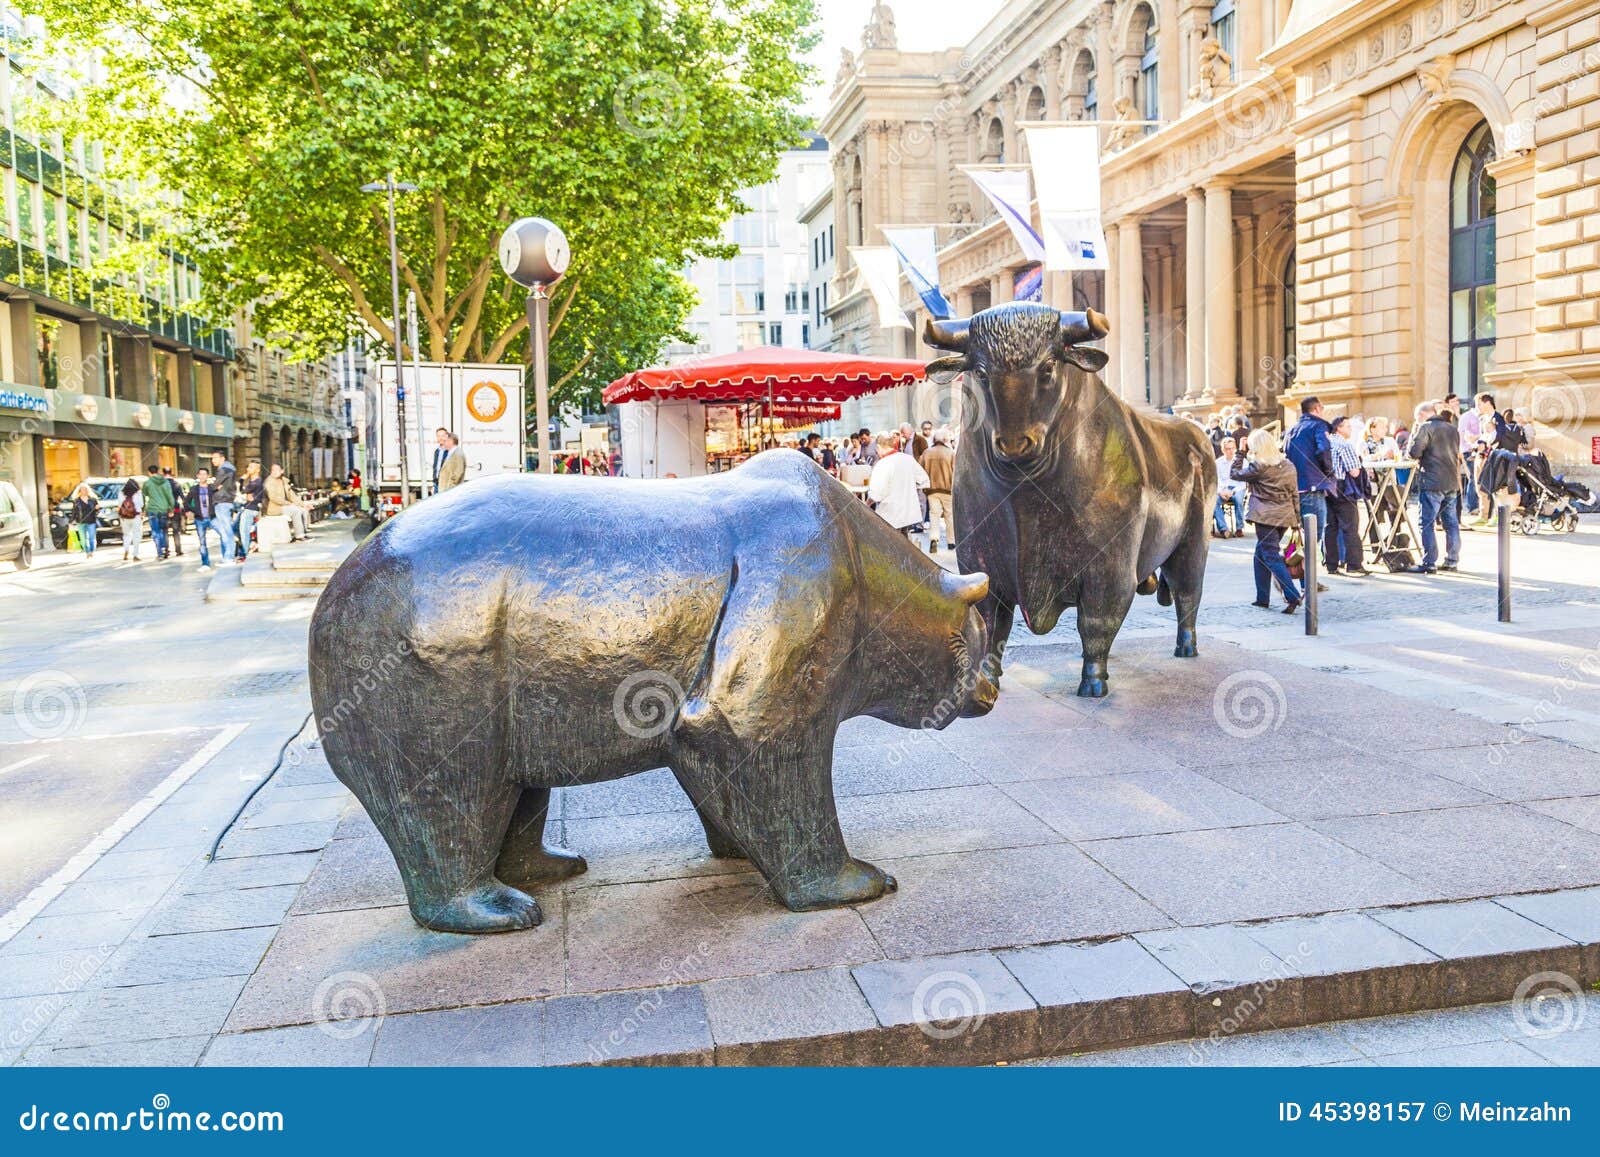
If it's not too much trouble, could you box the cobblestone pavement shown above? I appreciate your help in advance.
[1,515,1596,1065]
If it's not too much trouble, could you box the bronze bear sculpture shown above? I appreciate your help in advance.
[308,450,996,934]
[926,302,1217,698]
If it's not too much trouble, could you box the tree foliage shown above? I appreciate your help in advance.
[29,0,817,407]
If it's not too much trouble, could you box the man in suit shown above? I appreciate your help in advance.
[431,427,453,489]
[437,434,467,492]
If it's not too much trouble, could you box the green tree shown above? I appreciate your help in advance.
[29,0,817,407]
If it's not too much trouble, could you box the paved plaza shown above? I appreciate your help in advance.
[2,520,1599,1065]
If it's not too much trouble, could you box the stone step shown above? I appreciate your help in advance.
[240,557,328,587]
[270,544,350,572]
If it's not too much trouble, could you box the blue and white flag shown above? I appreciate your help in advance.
[881,226,952,319]
[848,247,912,331]
[965,168,1046,265]
[1024,125,1108,271]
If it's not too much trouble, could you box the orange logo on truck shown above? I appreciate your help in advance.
[465,380,508,423]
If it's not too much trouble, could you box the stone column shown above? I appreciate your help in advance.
[1236,212,1257,405]
[177,350,197,411]
[8,295,37,387]
[76,320,105,395]
[990,270,1014,305]
[1203,180,1237,399]
[1103,222,1120,393]
[1043,47,1064,120]
[1117,213,1144,404]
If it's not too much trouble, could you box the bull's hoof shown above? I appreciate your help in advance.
[499,845,588,887]
[778,858,897,911]
[1174,632,1198,659]
[1077,676,1108,698]
[415,883,542,934]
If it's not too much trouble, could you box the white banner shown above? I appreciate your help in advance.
[965,168,1046,265]
[849,247,912,330]
[1024,125,1108,271]
[881,226,952,319]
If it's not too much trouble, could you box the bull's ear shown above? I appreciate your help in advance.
[942,571,990,606]
[1062,346,1109,374]
[925,354,969,384]
[924,316,970,352]
[1058,308,1110,345]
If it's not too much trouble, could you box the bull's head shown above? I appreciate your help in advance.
[925,302,1110,465]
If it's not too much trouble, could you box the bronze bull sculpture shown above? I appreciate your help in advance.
[926,302,1217,698]
[309,450,996,934]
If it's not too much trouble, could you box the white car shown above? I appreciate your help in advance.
[0,479,33,568]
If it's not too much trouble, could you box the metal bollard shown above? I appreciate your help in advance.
[1498,510,1512,623]
[1303,513,1319,636]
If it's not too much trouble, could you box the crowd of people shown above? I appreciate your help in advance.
[785,420,959,553]
[1211,390,1539,614]
[73,450,313,568]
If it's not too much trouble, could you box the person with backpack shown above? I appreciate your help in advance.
[118,478,144,561]
[140,465,176,560]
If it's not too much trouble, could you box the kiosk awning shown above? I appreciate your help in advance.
[603,346,926,406]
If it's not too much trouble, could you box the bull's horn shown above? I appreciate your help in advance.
[925,353,969,382]
[942,571,990,607]
[1059,308,1111,344]
[924,316,970,352]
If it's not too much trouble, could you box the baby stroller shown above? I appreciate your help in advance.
[1506,451,1594,535]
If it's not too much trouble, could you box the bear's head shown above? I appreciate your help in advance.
[873,570,996,729]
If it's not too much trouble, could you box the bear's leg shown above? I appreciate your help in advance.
[495,787,587,888]
[669,740,894,911]
[669,770,747,859]
[321,695,539,935]
[1075,581,1136,697]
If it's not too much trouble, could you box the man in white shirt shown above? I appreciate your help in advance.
[866,432,929,536]
[1213,435,1247,537]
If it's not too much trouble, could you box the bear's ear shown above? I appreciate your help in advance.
[941,571,989,606]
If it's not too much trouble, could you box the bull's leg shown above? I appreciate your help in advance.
[668,735,894,911]
[670,769,748,859]
[495,787,588,889]
[1075,584,1136,698]
[980,594,1016,684]
[1161,527,1211,659]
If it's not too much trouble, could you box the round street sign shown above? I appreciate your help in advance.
[499,218,570,287]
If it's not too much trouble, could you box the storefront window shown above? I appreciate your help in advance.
[42,437,89,503]
[109,445,145,477]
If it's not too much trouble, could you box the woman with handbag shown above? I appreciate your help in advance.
[1324,415,1371,576]
[70,483,100,559]
[1232,428,1304,614]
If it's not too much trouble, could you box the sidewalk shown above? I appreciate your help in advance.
[5,518,1600,1065]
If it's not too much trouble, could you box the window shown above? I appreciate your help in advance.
[1211,0,1237,83]
[17,177,36,246]
[35,315,60,391]
[827,226,834,259]
[768,322,783,346]
[1282,251,1297,388]
[1138,6,1159,129]
[802,322,811,347]
[1083,53,1097,118]
[1449,121,1497,401]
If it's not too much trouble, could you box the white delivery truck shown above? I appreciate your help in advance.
[366,361,526,521]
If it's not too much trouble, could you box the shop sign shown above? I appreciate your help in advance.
[0,386,49,415]
[764,401,842,422]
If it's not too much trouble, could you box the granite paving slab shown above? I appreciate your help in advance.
[999,768,1284,840]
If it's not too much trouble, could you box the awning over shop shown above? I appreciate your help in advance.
[603,346,926,406]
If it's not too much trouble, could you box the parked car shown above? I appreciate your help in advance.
[0,479,33,568]
[50,477,139,548]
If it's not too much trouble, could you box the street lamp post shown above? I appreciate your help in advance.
[498,218,570,474]
[361,175,419,503]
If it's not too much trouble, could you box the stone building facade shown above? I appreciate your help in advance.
[821,0,1600,474]
[229,309,350,489]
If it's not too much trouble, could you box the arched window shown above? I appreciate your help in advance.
[1080,51,1097,118]
[1282,251,1296,388]
[983,117,1005,163]
[1449,120,1496,401]
[1211,0,1237,82]
[1137,5,1159,130]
